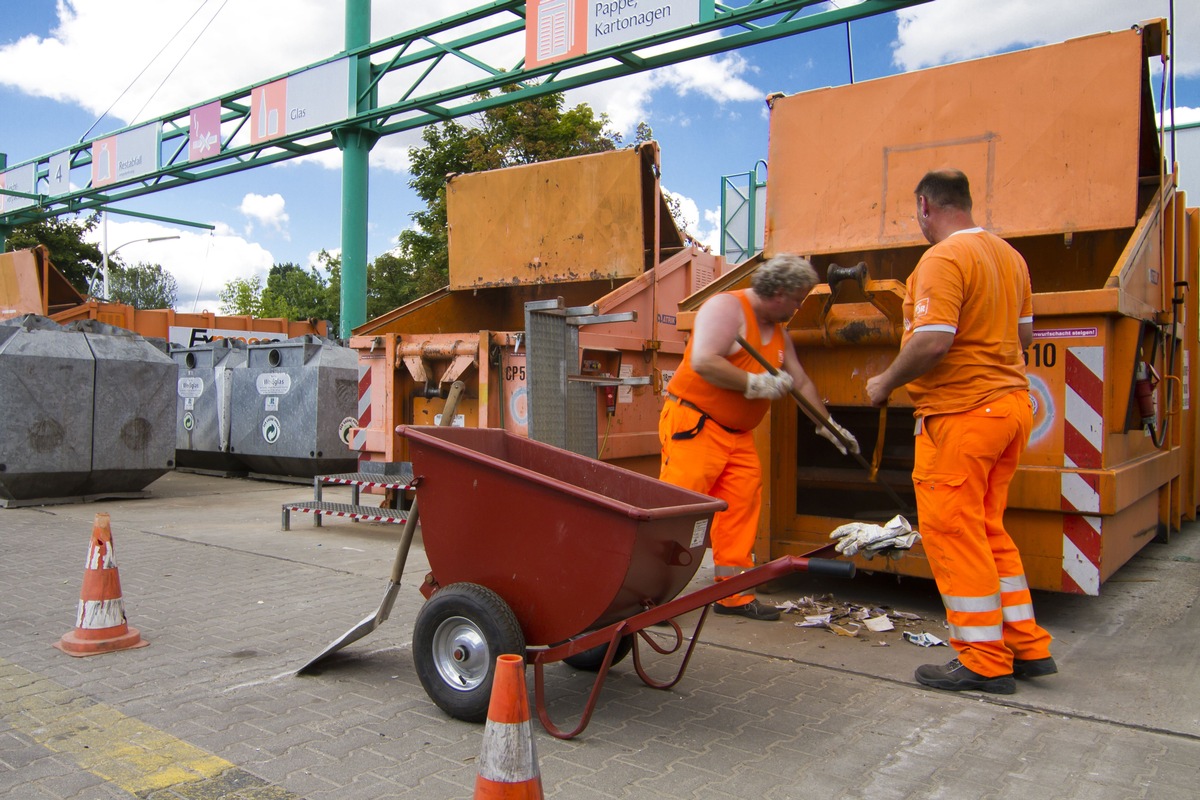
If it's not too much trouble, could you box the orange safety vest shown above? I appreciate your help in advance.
[666,290,786,431]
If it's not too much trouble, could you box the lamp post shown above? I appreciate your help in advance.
[96,211,180,298]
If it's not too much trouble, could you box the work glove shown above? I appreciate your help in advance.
[816,417,860,455]
[744,370,793,400]
[829,515,920,559]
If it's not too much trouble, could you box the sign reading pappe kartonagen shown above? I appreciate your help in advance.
[525,0,709,68]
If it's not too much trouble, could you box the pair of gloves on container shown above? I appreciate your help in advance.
[830,514,921,559]
[744,370,860,456]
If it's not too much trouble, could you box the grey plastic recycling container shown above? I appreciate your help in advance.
[0,315,176,507]
[229,336,359,477]
[171,339,248,473]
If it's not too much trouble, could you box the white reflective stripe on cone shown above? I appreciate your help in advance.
[477,720,540,783]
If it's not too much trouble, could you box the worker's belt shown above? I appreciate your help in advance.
[667,394,747,439]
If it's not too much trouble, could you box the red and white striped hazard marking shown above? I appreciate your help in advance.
[284,504,406,524]
[1061,346,1103,595]
[323,476,414,491]
[352,362,372,453]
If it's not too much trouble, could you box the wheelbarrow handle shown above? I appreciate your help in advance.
[805,557,856,579]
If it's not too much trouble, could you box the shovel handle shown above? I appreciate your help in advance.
[869,402,887,482]
[733,334,913,515]
[387,380,466,584]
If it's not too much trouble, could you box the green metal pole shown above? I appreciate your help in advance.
[338,0,375,338]
[0,152,7,253]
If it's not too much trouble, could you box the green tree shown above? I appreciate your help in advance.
[218,276,265,316]
[5,214,103,293]
[395,89,620,299]
[107,261,178,309]
[217,252,340,334]
[261,262,329,320]
[367,249,423,319]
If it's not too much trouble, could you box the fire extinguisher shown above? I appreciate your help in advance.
[1133,360,1160,429]
[602,385,617,416]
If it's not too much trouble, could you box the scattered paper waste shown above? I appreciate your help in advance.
[903,632,947,648]
[782,593,927,638]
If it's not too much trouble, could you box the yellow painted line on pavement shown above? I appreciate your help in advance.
[1,658,300,799]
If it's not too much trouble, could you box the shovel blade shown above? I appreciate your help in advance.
[297,581,400,674]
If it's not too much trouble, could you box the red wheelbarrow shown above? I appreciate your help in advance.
[398,425,856,739]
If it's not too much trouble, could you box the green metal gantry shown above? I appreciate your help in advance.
[0,0,932,336]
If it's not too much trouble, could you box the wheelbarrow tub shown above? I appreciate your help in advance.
[400,425,726,646]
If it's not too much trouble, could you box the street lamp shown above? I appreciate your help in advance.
[93,211,180,297]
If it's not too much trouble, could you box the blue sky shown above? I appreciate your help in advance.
[1,0,1197,314]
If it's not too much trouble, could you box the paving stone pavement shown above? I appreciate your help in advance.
[2,473,1198,799]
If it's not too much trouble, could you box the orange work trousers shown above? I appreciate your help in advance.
[658,399,761,608]
[913,390,1053,677]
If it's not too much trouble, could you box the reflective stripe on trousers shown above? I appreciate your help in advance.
[914,391,1053,676]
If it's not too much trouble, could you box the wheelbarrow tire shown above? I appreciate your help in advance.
[412,582,525,723]
[563,634,634,672]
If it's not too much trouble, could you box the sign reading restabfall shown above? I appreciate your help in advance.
[525,0,709,69]
[250,58,350,145]
[92,122,159,188]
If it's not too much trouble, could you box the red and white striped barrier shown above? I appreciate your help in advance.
[352,362,372,455]
[1061,346,1103,595]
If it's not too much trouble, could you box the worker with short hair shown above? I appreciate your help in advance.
[866,168,1056,693]
[660,253,859,620]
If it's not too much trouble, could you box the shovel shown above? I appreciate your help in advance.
[297,380,466,674]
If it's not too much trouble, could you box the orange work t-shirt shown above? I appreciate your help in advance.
[667,290,786,431]
[903,228,1032,417]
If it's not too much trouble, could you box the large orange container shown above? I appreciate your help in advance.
[0,245,326,342]
[683,20,1197,594]
[348,143,727,477]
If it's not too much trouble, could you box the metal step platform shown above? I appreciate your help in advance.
[281,501,409,530]
[281,464,416,530]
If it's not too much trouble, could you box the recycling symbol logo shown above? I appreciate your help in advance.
[262,415,281,444]
[183,411,195,432]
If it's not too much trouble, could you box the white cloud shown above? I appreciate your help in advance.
[238,193,289,237]
[86,218,275,313]
[0,2,488,129]
[663,187,724,252]
[1164,106,1200,126]
[568,51,762,136]
[894,1,1197,76]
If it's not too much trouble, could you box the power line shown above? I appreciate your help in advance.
[78,0,221,142]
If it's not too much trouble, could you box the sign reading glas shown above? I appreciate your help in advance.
[250,59,350,145]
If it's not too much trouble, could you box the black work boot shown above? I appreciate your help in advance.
[712,599,781,621]
[1013,656,1058,678]
[915,658,1016,694]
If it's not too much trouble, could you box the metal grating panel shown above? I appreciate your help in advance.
[525,302,600,458]
[525,305,568,450]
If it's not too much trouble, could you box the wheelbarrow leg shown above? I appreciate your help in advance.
[532,623,631,740]
[631,606,711,690]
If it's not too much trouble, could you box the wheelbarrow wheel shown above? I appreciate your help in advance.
[563,634,634,672]
[412,582,525,723]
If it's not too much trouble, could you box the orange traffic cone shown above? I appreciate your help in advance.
[53,513,149,657]
[474,654,544,799]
